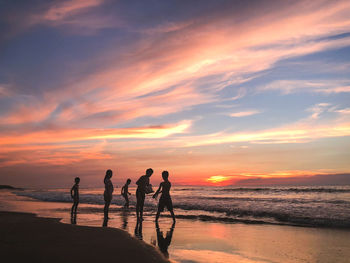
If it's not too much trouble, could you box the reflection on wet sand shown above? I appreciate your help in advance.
[121,208,129,230]
[134,220,143,240]
[156,221,175,258]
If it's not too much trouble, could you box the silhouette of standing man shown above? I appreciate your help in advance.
[136,168,153,221]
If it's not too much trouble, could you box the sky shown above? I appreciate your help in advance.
[0,0,350,187]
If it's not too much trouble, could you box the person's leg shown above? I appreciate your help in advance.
[167,199,175,222]
[136,189,141,220]
[123,195,126,207]
[104,200,110,218]
[170,209,175,222]
[139,194,145,220]
[125,195,129,208]
[156,198,164,222]
[155,206,161,222]
[71,203,75,215]
[74,200,79,214]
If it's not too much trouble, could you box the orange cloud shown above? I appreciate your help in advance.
[184,122,350,147]
[0,120,191,146]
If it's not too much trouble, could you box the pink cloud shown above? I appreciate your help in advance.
[230,110,261,117]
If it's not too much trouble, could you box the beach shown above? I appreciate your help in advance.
[0,211,169,263]
[1,188,350,263]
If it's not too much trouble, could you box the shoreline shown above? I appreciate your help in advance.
[0,211,170,263]
[2,189,350,262]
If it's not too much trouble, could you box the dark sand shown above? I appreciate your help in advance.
[0,211,169,263]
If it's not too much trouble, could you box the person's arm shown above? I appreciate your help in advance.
[152,183,163,198]
[121,186,124,195]
[70,185,74,198]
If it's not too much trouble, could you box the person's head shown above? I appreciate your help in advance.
[146,168,153,177]
[126,178,131,185]
[75,177,80,184]
[106,169,113,178]
[162,171,169,181]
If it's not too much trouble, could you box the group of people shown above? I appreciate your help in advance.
[70,168,176,223]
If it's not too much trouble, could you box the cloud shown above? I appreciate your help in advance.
[335,108,350,115]
[0,120,191,146]
[229,110,261,118]
[260,80,350,94]
[3,0,350,130]
[306,103,331,119]
[183,122,350,147]
[42,0,104,22]
[0,85,12,97]
[236,173,350,186]
[1,0,350,186]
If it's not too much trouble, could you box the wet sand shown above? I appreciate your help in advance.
[0,211,169,263]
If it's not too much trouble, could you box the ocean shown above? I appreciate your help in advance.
[13,185,350,228]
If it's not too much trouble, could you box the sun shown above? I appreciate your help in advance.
[206,175,233,185]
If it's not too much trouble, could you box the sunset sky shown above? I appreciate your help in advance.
[1,0,350,187]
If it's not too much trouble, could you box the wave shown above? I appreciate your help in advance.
[13,190,350,229]
[162,214,350,228]
[218,187,350,193]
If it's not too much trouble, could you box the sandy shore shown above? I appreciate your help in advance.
[0,211,169,263]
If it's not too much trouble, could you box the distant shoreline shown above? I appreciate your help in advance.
[0,185,23,190]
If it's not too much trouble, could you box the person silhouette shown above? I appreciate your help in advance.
[136,168,153,221]
[121,179,131,208]
[156,221,175,258]
[153,171,175,222]
[103,169,114,219]
[70,177,80,216]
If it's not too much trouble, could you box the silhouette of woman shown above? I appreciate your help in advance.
[103,169,114,219]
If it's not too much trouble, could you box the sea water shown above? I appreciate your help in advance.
[13,185,350,228]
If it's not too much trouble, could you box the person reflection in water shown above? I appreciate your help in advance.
[134,220,143,240]
[156,221,175,258]
[153,171,176,222]
[70,177,80,217]
[121,209,129,230]
[136,168,153,221]
[103,169,114,219]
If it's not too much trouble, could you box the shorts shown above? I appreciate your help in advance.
[136,188,145,203]
[158,196,173,212]
[104,191,112,202]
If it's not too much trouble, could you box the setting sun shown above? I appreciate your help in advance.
[206,175,233,185]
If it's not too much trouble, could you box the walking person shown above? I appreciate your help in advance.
[153,171,175,222]
[136,168,153,221]
[121,179,131,208]
[103,169,114,219]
